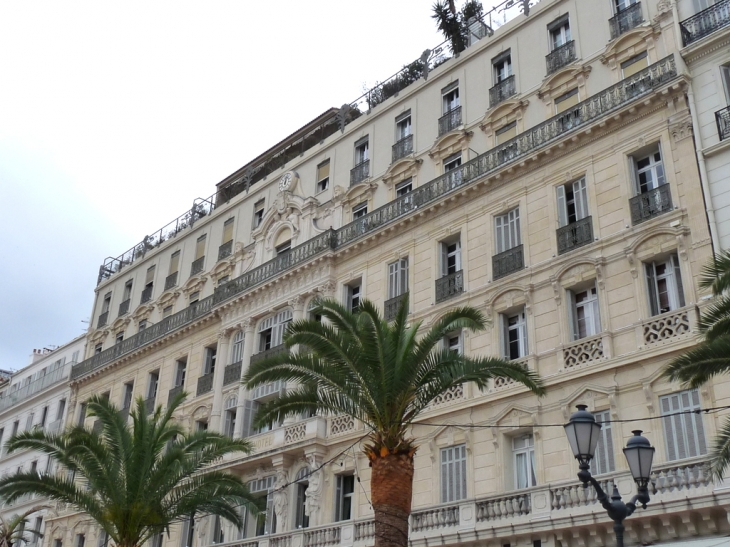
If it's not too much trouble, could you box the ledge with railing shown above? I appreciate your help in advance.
[196,372,214,396]
[74,57,679,384]
[168,384,184,405]
[546,40,576,75]
[350,160,370,186]
[556,216,593,255]
[392,134,413,162]
[717,105,730,141]
[492,244,524,280]
[629,183,673,225]
[435,270,464,303]
[97,311,109,328]
[223,361,242,385]
[489,75,516,108]
[438,106,462,136]
[680,0,730,46]
[219,240,234,260]
[118,298,131,317]
[0,363,71,412]
[164,272,178,291]
[609,2,643,40]
[191,256,206,276]
[140,285,153,304]
[384,293,408,321]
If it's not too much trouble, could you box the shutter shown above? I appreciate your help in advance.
[180,519,191,547]
[690,389,708,455]
[441,243,449,277]
[513,209,522,246]
[335,475,343,520]
[501,315,510,359]
[671,254,686,307]
[224,412,232,438]
[495,215,505,254]
[646,263,659,316]
[556,185,568,227]
[662,394,683,461]
[388,262,398,299]
[25,414,33,430]
[455,241,462,271]
[520,313,528,358]
[566,290,579,341]
[574,179,589,220]
[241,400,256,438]
[592,292,602,335]
[401,258,409,294]
[721,65,730,103]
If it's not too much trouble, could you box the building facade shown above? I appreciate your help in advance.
[47,1,730,547]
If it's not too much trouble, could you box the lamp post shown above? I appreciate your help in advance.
[564,405,655,547]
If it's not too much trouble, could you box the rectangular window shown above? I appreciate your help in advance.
[57,399,66,421]
[388,258,409,299]
[346,283,361,313]
[40,406,48,429]
[231,331,245,364]
[224,409,237,439]
[721,64,730,104]
[248,476,276,536]
[71,350,80,362]
[395,178,413,196]
[440,444,467,502]
[26,413,34,431]
[175,359,187,387]
[591,410,615,475]
[295,476,310,529]
[495,208,521,254]
[335,475,355,521]
[441,240,462,276]
[568,285,601,340]
[101,293,111,313]
[212,516,224,544]
[169,251,180,275]
[145,266,156,287]
[556,178,589,227]
[253,199,265,228]
[352,202,368,219]
[445,332,463,355]
[495,122,517,145]
[95,344,103,354]
[162,305,173,318]
[442,81,460,114]
[661,389,708,461]
[493,51,512,83]
[54,540,62,547]
[633,147,665,194]
[548,15,571,49]
[621,51,648,77]
[96,531,107,547]
[147,371,159,400]
[195,235,206,260]
[76,405,86,427]
[122,383,134,410]
[502,309,528,360]
[204,346,217,375]
[275,241,291,255]
[396,110,412,140]
[123,280,133,301]
[512,434,537,489]
[75,535,85,547]
[222,218,234,243]
[354,137,369,165]
[138,320,147,332]
[218,275,229,286]
[443,152,462,173]
[615,0,637,12]
[645,254,685,316]
[115,332,124,345]
[189,291,200,305]
[317,160,330,193]
[555,88,579,113]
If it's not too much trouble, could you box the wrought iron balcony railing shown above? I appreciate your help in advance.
[717,105,730,141]
[73,56,678,383]
[438,106,462,136]
[0,364,71,412]
[196,372,214,396]
[168,384,184,405]
[680,0,730,46]
[384,293,408,321]
[164,272,178,291]
[489,75,516,108]
[223,361,242,385]
[546,41,576,75]
[190,256,205,276]
[218,240,233,260]
[492,245,524,280]
[556,216,593,255]
[144,397,155,415]
[609,2,643,40]
[392,134,413,162]
[629,184,673,225]
[435,270,464,303]
[350,160,370,186]
[118,299,130,317]
[250,344,287,367]
[140,286,153,304]
[97,311,109,328]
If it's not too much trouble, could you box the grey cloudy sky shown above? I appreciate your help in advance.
[0,1,460,368]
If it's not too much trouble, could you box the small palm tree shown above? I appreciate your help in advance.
[0,393,262,547]
[432,0,484,54]
[664,250,730,478]
[0,506,45,547]
[243,296,544,547]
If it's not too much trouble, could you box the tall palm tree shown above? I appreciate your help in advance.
[243,296,544,547]
[0,393,262,547]
[664,250,730,478]
[0,506,46,547]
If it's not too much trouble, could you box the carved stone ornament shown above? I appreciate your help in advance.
[428,130,473,164]
[342,182,377,210]
[182,276,206,297]
[318,280,337,297]
[89,328,108,345]
[273,469,289,532]
[157,290,180,310]
[600,26,660,72]
[479,99,529,137]
[304,455,324,526]
[131,303,154,323]
[537,64,592,105]
[382,156,422,192]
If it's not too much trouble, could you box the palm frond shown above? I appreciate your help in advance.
[663,335,730,387]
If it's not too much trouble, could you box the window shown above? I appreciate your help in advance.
[57,399,66,421]
[555,88,579,113]
[123,280,133,302]
[352,202,368,219]
[196,420,208,431]
[440,240,461,277]
[275,241,291,255]
[253,199,265,228]
[568,285,601,340]
[147,371,159,400]
[615,0,637,11]
[204,346,217,375]
[442,82,460,113]
[396,179,412,197]
[224,407,237,439]
[40,406,48,429]
[0,428,4,452]
[175,359,187,387]
[692,0,714,13]
[189,291,200,305]
[162,305,173,318]
[549,15,571,49]
[115,332,124,345]
[440,444,467,502]
[295,468,310,529]
[335,475,355,521]
[502,309,528,360]
[258,310,293,351]
[661,389,707,461]
[646,254,685,316]
[444,332,463,355]
[54,540,62,547]
[101,293,111,314]
[495,122,517,145]
[138,320,147,332]
[25,413,34,431]
[591,410,615,475]
[621,51,648,77]
[231,331,244,364]
[145,266,155,292]
[512,434,537,489]
[633,147,665,194]
[248,476,276,536]
[150,534,163,547]
[493,51,512,83]
[557,178,589,227]
[95,343,103,354]
[346,282,361,313]
[195,235,206,261]
[122,383,134,410]
[96,531,107,547]
[169,251,180,275]
[218,275,229,286]
[317,160,330,193]
[388,258,409,299]
[212,516,224,544]
[76,403,86,426]
[721,63,730,104]
[354,137,369,166]
[71,350,80,362]
[396,111,412,140]
[495,208,521,254]
[222,218,234,244]
[443,152,462,187]
[75,535,85,547]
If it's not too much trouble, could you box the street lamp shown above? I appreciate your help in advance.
[564,405,655,547]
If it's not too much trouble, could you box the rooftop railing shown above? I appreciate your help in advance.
[74,56,678,383]
[680,0,730,46]
[0,364,71,412]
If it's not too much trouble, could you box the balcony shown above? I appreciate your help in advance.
[252,378,285,401]
[556,216,593,255]
[546,40,576,75]
[641,306,696,346]
[190,256,205,276]
[218,240,233,261]
[118,299,131,317]
[384,292,407,321]
[492,245,524,280]
[717,105,730,141]
[563,334,605,370]
[144,397,155,415]
[97,311,109,328]
[0,364,70,412]
[350,160,370,186]
[140,286,153,304]
[164,272,178,291]
[196,372,214,396]
[223,361,242,386]
[609,2,643,40]
[392,134,413,162]
[629,184,672,225]
[680,0,730,46]
[489,75,516,108]
[168,384,184,405]
[435,270,464,303]
[250,344,287,367]
[438,106,462,136]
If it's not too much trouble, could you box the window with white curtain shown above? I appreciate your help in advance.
[556,178,589,227]
[568,285,601,340]
[512,434,537,489]
[645,254,685,316]
[440,444,467,502]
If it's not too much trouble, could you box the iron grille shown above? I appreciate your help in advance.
[191,256,205,276]
[392,134,414,162]
[140,286,153,304]
[609,2,643,40]
[223,361,242,385]
[438,106,462,136]
[144,397,155,415]
[118,299,130,317]
[680,0,730,46]
[556,216,594,255]
[716,105,730,141]
[168,384,184,405]
[218,240,233,260]
[546,41,576,75]
[489,75,516,108]
[384,293,408,322]
[492,245,524,280]
[97,311,109,328]
[164,272,178,291]
[350,160,370,186]
[435,270,464,303]
[629,184,673,225]
[196,372,214,396]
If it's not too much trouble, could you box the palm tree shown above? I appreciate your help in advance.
[432,0,484,54]
[0,506,46,547]
[243,296,544,547]
[664,250,730,478]
[0,393,262,547]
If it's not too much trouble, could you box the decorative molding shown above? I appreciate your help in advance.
[537,65,592,104]
[479,99,529,136]
[600,25,660,72]
[428,130,473,164]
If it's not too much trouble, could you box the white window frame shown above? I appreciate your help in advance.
[441,240,462,277]
[335,474,355,521]
[549,18,571,49]
[316,160,330,193]
[352,202,368,219]
[591,410,616,475]
[396,114,412,140]
[633,147,665,194]
[568,285,601,340]
[661,389,708,461]
[615,0,637,12]
[440,444,467,502]
[253,200,265,229]
[556,178,589,227]
[395,178,413,196]
[495,208,521,254]
[231,331,245,363]
[346,283,361,313]
[512,434,537,489]
[493,53,513,83]
[443,153,463,188]
[258,309,294,351]
[174,360,187,387]
[502,309,528,360]
[387,258,409,299]
[442,84,460,114]
[354,139,369,165]
[444,331,463,355]
[645,253,685,316]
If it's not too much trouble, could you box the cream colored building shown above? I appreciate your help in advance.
[47,1,730,547]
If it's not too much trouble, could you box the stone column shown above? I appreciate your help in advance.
[303,448,327,528]
[234,319,256,439]
[209,331,231,432]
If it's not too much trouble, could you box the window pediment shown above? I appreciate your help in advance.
[110,317,130,334]
[600,25,659,71]
[479,99,529,137]
[383,157,422,189]
[132,303,154,322]
[157,289,181,309]
[428,130,473,164]
[561,385,617,420]
[182,276,206,297]
[537,64,591,104]
[342,181,377,209]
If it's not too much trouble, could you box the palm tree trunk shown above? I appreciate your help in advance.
[371,451,414,547]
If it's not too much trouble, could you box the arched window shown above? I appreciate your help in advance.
[257,310,293,352]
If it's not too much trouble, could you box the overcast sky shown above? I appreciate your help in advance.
[0,1,506,369]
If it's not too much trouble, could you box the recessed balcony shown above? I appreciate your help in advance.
[609,2,643,40]
[556,216,593,255]
[716,105,730,141]
[435,270,464,303]
[546,40,576,75]
[438,106,462,136]
[680,0,730,46]
[492,245,524,280]
[164,272,178,291]
[489,75,516,108]
[392,134,413,162]
[190,256,205,276]
[218,240,233,260]
[384,292,408,321]
[629,184,672,225]
[350,160,370,186]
